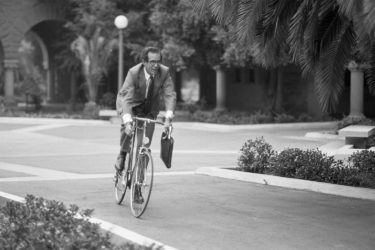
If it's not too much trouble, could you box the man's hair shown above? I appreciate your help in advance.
[141,47,162,62]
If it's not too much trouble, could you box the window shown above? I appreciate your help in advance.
[234,68,255,84]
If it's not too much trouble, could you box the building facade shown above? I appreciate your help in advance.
[1,0,373,118]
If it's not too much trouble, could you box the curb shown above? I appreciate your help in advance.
[196,167,375,201]
[175,121,338,131]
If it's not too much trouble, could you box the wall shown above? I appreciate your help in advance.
[225,67,267,111]
[223,65,324,116]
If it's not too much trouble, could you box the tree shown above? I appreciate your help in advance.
[67,0,118,113]
[149,0,222,70]
[148,0,226,104]
[191,0,375,113]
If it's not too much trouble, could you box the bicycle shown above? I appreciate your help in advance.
[114,116,171,218]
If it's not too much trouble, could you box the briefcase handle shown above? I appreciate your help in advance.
[163,125,173,140]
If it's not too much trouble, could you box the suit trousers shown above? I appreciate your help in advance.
[119,102,156,154]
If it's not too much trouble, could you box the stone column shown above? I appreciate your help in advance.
[42,60,52,103]
[214,65,226,111]
[4,59,18,98]
[347,61,366,118]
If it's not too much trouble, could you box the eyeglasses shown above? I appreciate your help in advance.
[148,60,161,66]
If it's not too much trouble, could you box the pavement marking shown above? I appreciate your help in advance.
[0,191,178,250]
[0,172,195,182]
[0,162,80,178]
[10,123,70,133]
[0,161,195,182]
[0,150,238,158]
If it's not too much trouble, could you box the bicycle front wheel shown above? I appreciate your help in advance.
[114,156,132,205]
[114,171,127,204]
[130,150,154,218]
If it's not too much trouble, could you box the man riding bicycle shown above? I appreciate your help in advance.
[114,46,176,203]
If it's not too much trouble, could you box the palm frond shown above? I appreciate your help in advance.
[190,0,212,17]
[235,0,260,43]
[362,0,375,36]
[318,3,347,57]
[314,23,356,112]
[288,0,311,62]
[336,0,360,19]
[261,0,297,44]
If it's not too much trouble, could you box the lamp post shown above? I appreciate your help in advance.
[114,15,128,91]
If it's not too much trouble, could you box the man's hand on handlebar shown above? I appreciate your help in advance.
[125,122,133,135]
[164,117,172,129]
[122,113,133,135]
[164,110,173,129]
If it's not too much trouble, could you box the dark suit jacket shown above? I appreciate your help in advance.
[116,63,176,117]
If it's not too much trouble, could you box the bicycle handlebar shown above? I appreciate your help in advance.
[133,116,165,125]
[133,116,173,139]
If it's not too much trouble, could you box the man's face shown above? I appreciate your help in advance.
[144,52,161,77]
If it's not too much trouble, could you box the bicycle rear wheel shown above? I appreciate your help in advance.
[130,150,154,217]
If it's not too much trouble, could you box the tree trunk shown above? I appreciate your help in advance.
[265,67,283,113]
[275,67,283,112]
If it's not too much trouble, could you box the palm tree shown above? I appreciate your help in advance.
[70,26,116,106]
[191,0,375,113]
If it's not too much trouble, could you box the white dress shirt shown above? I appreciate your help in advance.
[122,68,173,123]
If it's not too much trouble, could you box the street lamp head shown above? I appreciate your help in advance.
[114,15,128,29]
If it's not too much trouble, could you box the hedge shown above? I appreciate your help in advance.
[0,195,159,250]
[238,137,375,188]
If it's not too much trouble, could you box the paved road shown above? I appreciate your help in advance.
[0,118,374,250]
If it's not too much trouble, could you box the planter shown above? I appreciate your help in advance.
[196,167,375,201]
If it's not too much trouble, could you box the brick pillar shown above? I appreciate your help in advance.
[347,61,366,118]
[214,65,226,111]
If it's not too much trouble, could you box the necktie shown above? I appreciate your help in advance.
[144,76,154,113]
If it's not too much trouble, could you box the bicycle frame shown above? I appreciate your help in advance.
[130,116,164,164]
[115,115,170,217]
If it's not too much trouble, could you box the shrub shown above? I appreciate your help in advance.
[237,137,375,188]
[347,150,375,188]
[83,101,100,118]
[292,149,336,181]
[269,148,336,181]
[348,150,375,173]
[99,92,116,109]
[273,113,295,123]
[337,116,375,130]
[238,137,276,173]
[249,110,274,124]
[0,195,155,250]
[296,113,314,122]
[268,148,304,177]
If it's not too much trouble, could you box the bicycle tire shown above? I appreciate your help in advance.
[114,156,131,204]
[130,150,154,218]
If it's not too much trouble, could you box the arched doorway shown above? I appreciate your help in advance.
[18,30,49,108]
[18,20,80,108]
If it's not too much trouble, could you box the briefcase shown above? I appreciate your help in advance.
[160,128,174,169]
